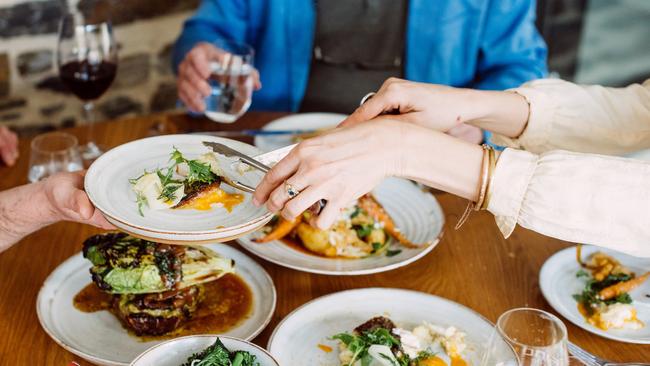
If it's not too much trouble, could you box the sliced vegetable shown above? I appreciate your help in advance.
[599,271,649,300]
[253,216,302,243]
[358,195,420,248]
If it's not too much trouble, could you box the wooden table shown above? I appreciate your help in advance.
[0,112,648,365]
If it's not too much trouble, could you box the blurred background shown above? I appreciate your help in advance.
[0,0,648,136]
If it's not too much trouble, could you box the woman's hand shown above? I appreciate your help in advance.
[253,119,408,229]
[342,78,482,132]
[0,126,19,166]
[177,42,261,112]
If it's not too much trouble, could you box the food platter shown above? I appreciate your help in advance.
[254,112,346,152]
[130,335,280,366]
[36,244,276,366]
[268,288,512,365]
[85,134,273,244]
[540,245,650,344]
[237,177,444,275]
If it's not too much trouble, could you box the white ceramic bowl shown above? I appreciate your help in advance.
[130,335,280,366]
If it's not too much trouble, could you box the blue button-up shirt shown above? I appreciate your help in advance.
[173,0,548,112]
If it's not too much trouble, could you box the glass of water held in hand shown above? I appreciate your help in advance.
[204,40,255,123]
[28,132,83,182]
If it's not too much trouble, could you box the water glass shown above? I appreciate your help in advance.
[28,132,83,182]
[481,308,577,366]
[203,39,254,123]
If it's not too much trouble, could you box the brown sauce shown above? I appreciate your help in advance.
[73,273,253,340]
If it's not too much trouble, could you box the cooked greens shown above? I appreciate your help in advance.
[180,338,259,366]
[333,328,408,366]
[573,271,633,313]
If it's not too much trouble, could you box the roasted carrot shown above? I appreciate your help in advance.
[599,271,649,300]
[253,216,302,243]
[358,194,420,248]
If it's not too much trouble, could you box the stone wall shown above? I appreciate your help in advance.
[0,0,199,135]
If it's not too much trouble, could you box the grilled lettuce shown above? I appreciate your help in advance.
[82,233,234,294]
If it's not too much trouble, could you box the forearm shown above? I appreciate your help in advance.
[463,89,530,138]
[399,125,484,201]
[0,182,55,252]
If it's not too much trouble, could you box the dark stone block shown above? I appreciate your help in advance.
[18,50,53,76]
[150,82,177,112]
[61,117,76,128]
[40,102,66,117]
[0,54,9,97]
[36,75,70,94]
[0,0,66,38]
[98,95,143,119]
[77,0,200,26]
[157,43,173,75]
[1,113,21,121]
[0,97,27,111]
[114,53,150,88]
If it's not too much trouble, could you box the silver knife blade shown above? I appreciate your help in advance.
[203,141,272,173]
[253,144,297,166]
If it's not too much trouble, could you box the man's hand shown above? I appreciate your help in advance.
[0,126,19,166]
[177,42,261,112]
[41,171,114,229]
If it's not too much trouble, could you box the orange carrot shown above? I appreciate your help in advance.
[358,194,420,248]
[599,271,650,300]
[253,216,301,243]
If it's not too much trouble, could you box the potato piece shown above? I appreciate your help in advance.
[365,228,386,246]
[296,223,331,256]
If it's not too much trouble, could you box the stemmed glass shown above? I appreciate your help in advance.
[57,13,118,161]
[481,308,582,366]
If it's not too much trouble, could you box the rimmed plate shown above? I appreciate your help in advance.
[37,244,277,366]
[268,288,510,365]
[85,134,273,244]
[540,245,650,344]
[237,177,444,275]
[254,113,346,152]
[130,335,280,366]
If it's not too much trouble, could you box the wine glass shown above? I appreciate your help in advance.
[57,13,118,161]
[481,308,582,366]
[28,132,83,182]
[203,39,254,123]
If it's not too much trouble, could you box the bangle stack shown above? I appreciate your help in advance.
[455,144,496,230]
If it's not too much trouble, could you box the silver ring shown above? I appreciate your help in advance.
[284,181,300,198]
[360,92,376,106]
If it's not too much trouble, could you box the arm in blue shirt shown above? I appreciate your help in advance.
[473,0,548,91]
[172,0,249,74]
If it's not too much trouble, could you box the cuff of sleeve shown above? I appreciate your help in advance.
[489,81,559,152]
[487,148,539,237]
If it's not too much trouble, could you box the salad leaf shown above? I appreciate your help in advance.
[180,338,259,366]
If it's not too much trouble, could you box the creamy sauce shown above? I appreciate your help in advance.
[181,189,244,212]
[73,274,252,340]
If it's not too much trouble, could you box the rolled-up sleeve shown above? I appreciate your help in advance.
[490,79,650,155]
[488,148,650,257]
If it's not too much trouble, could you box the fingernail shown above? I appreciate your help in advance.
[252,197,260,206]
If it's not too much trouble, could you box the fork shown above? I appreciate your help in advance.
[568,341,650,366]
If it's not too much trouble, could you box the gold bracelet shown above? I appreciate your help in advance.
[481,146,496,210]
[455,145,490,229]
[510,90,531,135]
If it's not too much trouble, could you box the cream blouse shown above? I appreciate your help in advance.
[488,78,650,257]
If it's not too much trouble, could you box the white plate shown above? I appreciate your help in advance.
[85,134,273,244]
[254,113,346,152]
[268,288,509,365]
[237,178,444,275]
[37,244,277,366]
[130,335,279,366]
[540,245,650,344]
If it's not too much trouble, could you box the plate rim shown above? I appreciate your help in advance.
[85,134,272,237]
[129,334,281,366]
[267,287,497,353]
[254,112,347,151]
[539,245,650,344]
[36,244,278,366]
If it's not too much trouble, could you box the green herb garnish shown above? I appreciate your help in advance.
[386,249,402,257]
[180,338,259,366]
[332,328,402,366]
[135,192,148,217]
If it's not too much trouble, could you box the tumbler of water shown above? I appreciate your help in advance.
[203,39,254,123]
[28,132,83,182]
[481,308,580,366]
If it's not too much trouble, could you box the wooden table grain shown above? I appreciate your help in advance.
[0,112,648,365]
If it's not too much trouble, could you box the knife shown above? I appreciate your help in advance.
[200,129,318,137]
[203,141,272,173]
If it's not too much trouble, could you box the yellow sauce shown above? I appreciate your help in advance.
[317,344,333,353]
[419,356,468,366]
[184,189,244,211]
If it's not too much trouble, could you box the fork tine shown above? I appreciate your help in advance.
[567,342,603,366]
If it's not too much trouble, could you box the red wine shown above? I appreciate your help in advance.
[59,60,117,100]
